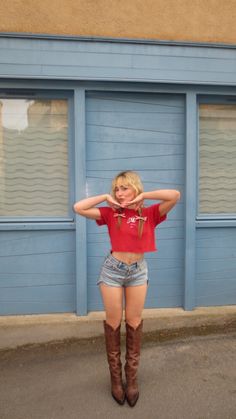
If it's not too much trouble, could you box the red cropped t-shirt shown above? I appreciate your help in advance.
[96,204,166,253]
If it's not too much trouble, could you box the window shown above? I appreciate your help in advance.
[199,103,236,216]
[0,98,69,218]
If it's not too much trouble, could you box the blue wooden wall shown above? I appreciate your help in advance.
[0,230,76,315]
[0,35,236,315]
[86,92,185,310]
[196,228,236,306]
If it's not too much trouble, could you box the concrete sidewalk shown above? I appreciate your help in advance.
[0,306,236,351]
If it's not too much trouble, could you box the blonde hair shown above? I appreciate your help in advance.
[111,171,145,238]
[111,171,144,199]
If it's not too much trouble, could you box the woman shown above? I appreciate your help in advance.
[74,171,180,407]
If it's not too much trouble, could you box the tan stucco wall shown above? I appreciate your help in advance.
[1,0,236,44]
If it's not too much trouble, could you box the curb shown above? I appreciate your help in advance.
[0,306,236,351]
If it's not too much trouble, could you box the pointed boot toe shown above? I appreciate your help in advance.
[112,388,126,405]
[126,388,139,407]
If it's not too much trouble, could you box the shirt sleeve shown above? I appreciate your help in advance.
[96,207,111,226]
[149,203,167,226]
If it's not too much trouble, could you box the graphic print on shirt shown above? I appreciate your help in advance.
[127,215,147,229]
[127,216,138,229]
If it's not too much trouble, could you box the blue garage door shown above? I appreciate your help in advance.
[86,92,185,311]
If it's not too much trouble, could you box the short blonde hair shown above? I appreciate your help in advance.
[111,171,144,199]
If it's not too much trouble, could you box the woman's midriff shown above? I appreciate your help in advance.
[111,251,144,265]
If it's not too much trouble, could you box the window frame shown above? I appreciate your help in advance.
[197,95,236,223]
[0,90,75,226]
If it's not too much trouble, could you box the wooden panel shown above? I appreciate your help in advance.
[1,37,236,85]
[74,88,87,315]
[196,228,236,306]
[86,91,185,311]
[0,230,76,315]
[184,92,197,309]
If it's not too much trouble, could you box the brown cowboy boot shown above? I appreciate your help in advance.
[103,321,125,405]
[125,320,143,407]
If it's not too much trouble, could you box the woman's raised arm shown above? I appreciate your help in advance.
[73,194,121,219]
[143,189,181,216]
[126,189,181,216]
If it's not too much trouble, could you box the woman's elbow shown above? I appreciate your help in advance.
[174,190,181,202]
[73,202,83,214]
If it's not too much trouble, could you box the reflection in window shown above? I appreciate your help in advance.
[199,104,236,215]
[0,99,69,217]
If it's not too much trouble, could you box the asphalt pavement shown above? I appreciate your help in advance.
[0,331,236,419]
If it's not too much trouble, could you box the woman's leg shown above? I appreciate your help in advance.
[99,284,123,328]
[124,283,148,407]
[99,284,125,405]
[124,284,147,327]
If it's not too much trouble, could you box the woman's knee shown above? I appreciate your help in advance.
[105,314,123,329]
[125,315,142,329]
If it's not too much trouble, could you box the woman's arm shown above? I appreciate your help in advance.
[127,189,181,216]
[73,194,121,220]
[143,190,181,216]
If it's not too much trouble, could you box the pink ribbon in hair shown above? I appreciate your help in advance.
[113,213,126,218]
[135,216,147,222]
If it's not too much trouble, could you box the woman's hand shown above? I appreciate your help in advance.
[123,193,144,210]
[106,194,122,210]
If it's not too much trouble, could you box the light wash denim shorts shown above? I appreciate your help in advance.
[97,253,148,288]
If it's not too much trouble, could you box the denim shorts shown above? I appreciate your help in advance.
[97,253,148,288]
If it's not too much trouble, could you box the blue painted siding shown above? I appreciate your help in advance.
[0,230,76,315]
[86,92,185,311]
[184,93,198,310]
[1,35,236,314]
[196,228,236,306]
[1,36,236,85]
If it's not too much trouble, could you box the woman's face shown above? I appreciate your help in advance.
[114,179,136,206]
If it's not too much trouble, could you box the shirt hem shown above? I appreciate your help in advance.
[110,248,157,253]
